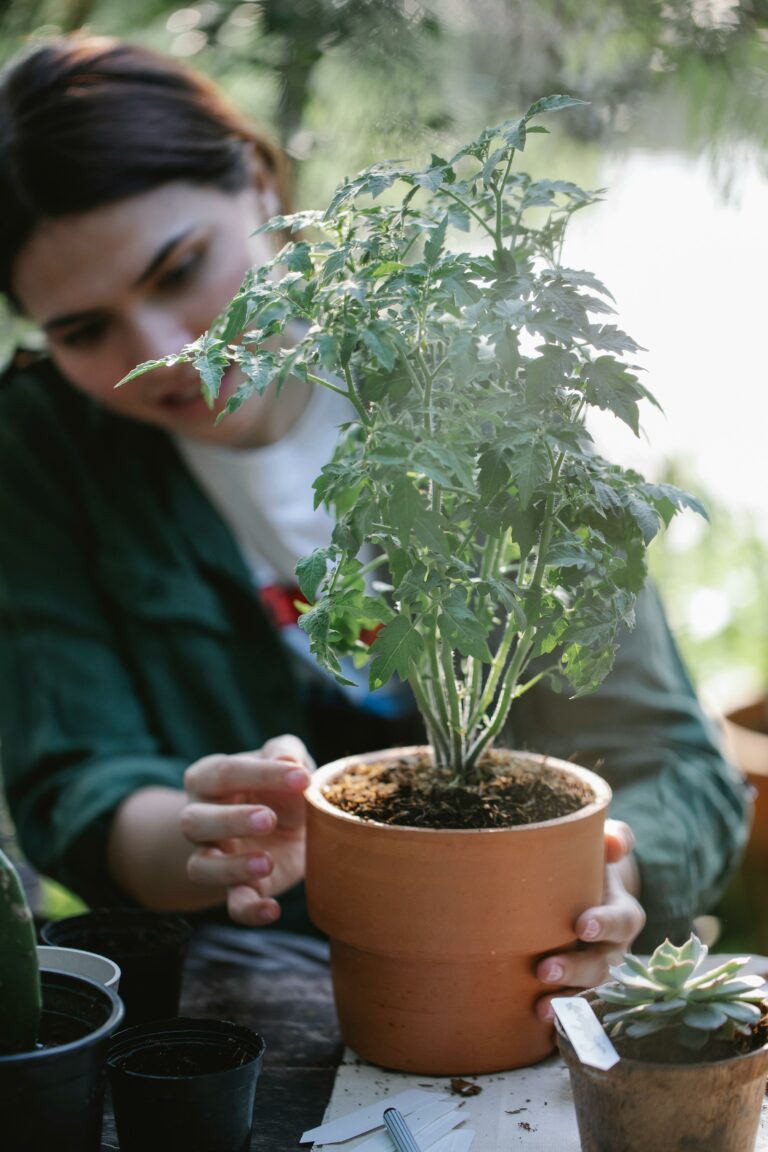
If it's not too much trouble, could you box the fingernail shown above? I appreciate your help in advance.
[249,811,273,832]
[581,918,601,941]
[286,768,308,787]
[543,1003,555,1022]
[256,904,278,924]
[247,856,270,876]
[540,961,564,984]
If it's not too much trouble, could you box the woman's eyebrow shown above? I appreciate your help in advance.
[42,227,197,332]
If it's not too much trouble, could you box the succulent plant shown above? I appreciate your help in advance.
[0,847,41,1053]
[596,934,767,1051]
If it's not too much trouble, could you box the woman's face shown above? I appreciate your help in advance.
[12,180,287,447]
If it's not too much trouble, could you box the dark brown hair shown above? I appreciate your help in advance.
[0,35,291,299]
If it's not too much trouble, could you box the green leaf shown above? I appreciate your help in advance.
[582,357,647,436]
[388,477,422,544]
[424,216,448,267]
[525,95,589,120]
[412,506,451,557]
[295,548,332,602]
[526,346,573,401]
[194,339,229,405]
[282,242,313,275]
[478,448,510,503]
[502,117,526,151]
[361,325,397,371]
[439,590,492,661]
[508,438,550,509]
[216,295,249,344]
[369,616,422,688]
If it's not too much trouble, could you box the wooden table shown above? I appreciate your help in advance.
[100,950,768,1151]
[100,953,343,1152]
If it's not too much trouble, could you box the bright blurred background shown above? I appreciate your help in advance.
[0,0,766,933]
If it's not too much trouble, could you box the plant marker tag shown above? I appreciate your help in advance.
[301,1088,449,1144]
[429,1132,475,1152]
[552,997,620,1071]
[354,1102,463,1150]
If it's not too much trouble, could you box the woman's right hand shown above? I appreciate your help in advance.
[180,735,313,926]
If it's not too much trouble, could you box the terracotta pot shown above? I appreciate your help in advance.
[305,746,611,1075]
[557,995,768,1152]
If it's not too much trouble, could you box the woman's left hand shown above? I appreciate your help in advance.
[535,819,646,1021]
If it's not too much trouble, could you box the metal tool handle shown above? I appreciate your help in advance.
[383,1107,422,1152]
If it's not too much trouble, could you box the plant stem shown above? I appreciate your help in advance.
[439,631,465,775]
[305,370,370,427]
[465,624,536,768]
[439,187,498,244]
[409,672,449,764]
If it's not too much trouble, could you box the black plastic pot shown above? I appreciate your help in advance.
[108,1017,266,1152]
[0,969,124,1152]
[42,908,191,1028]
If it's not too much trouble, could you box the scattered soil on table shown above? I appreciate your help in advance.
[450,1077,482,1096]
[322,749,594,830]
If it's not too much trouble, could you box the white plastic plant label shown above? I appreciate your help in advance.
[552,996,621,1071]
[353,1101,464,1150]
[301,1088,449,1144]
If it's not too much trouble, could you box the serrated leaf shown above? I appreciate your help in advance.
[508,438,550,509]
[478,448,510,502]
[216,295,249,344]
[282,241,313,274]
[295,548,332,602]
[439,591,492,661]
[502,117,526,151]
[369,616,422,688]
[361,326,397,371]
[424,217,448,267]
[525,94,589,120]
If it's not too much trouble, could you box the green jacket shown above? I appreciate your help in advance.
[0,359,751,948]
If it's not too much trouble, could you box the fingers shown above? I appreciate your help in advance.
[180,802,276,845]
[537,941,626,1000]
[226,885,281,928]
[575,859,647,945]
[184,752,311,802]
[535,844,647,1022]
[604,819,635,864]
[186,845,274,888]
[260,735,316,772]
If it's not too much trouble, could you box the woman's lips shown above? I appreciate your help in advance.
[157,365,237,415]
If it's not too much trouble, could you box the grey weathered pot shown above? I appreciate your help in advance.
[557,994,768,1152]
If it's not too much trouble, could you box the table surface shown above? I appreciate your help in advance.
[100,951,768,1152]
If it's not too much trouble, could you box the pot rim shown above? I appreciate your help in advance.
[0,970,124,1066]
[36,944,121,989]
[41,909,192,957]
[107,1017,266,1081]
[306,745,612,833]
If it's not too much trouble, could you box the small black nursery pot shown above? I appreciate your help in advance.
[0,970,124,1152]
[107,1017,266,1152]
[42,908,191,1027]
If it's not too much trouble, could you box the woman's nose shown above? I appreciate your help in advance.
[128,308,197,365]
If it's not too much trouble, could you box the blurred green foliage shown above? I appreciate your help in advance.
[650,462,768,706]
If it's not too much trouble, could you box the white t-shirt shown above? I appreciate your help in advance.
[175,382,347,587]
[175,383,410,718]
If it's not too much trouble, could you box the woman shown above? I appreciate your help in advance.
[0,35,750,1018]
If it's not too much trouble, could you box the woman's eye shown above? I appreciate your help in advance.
[158,250,203,291]
[59,319,107,348]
